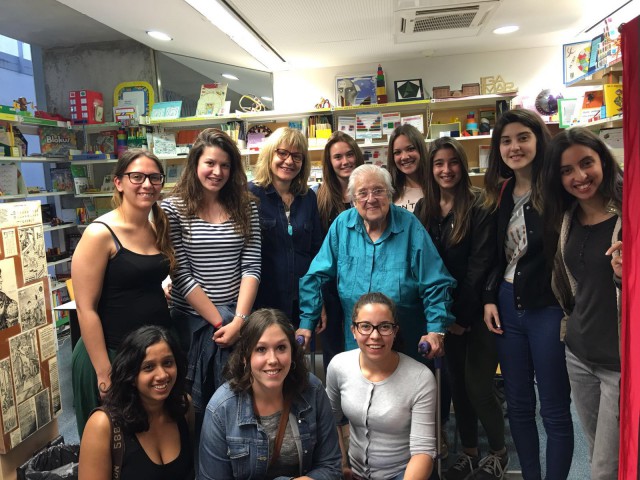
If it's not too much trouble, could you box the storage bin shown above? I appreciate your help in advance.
[432,86,451,99]
[462,83,481,96]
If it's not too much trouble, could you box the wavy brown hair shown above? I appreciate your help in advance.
[170,128,254,240]
[543,127,623,231]
[224,309,308,397]
[253,127,310,196]
[111,149,175,272]
[483,109,551,213]
[317,131,364,232]
[418,137,477,246]
[387,124,429,202]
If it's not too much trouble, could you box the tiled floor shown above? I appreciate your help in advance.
[55,331,590,478]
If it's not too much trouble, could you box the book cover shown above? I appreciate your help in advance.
[582,90,604,109]
[39,127,77,157]
[49,168,74,192]
[195,83,228,117]
[603,84,622,117]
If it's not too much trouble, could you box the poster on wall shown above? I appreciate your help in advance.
[0,201,56,453]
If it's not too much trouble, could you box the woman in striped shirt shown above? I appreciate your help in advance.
[161,128,261,441]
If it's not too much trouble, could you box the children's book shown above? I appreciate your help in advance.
[195,83,228,117]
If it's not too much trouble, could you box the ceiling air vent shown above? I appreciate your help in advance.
[395,0,500,43]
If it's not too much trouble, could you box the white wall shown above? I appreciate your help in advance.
[273,46,565,111]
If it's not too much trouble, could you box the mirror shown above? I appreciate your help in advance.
[154,51,274,117]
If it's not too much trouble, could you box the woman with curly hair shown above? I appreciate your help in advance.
[72,149,174,437]
[387,124,429,212]
[249,127,322,327]
[161,128,261,438]
[79,325,193,479]
[199,309,341,479]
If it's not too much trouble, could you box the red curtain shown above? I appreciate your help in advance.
[620,15,640,480]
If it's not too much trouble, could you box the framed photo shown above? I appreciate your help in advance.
[558,98,578,128]
[394,79,425,102]
[335,74,377,107]
[563,41,591,85]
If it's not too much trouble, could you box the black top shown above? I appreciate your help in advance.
[415,194,496,327]
[483,179,559,309]
[94,222,171,349]
[564,215,620,371]
[121,415,194,479]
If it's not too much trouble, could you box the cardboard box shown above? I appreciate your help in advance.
[69,90,104,124]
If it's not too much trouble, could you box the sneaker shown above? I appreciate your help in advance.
[439,427,449,460]
[475,450,509,480]
[444,452,480,480]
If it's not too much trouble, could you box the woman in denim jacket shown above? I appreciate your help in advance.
[199,309,341,480]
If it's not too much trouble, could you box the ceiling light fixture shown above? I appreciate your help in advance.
[222,73,239,80]
[184,0,287,71]
[493,25,519,35]
[146,30,173,41]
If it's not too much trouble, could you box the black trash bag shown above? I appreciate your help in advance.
[20,444,79,480]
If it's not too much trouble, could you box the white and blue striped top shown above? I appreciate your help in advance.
[161,196,261,315]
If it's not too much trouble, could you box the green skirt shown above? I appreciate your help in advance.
[71,338,117,438]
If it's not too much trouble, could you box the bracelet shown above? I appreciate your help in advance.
[234,312,248,321]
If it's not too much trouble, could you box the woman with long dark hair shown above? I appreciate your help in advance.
[416,137,506,479]
[544,127,622,480]
[79,326,193,479]
[387,124,429,212]
[483,109,573,479]
[161,128,261,438]
[314,131,364,368]
[72,149,174,436]
[199,309,341,479]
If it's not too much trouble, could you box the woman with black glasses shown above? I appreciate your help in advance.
[72,149,174,437]
[326,293,437,480]
[249,127,322,328]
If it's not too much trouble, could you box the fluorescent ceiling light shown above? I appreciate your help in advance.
[146,30,172,41]
[184,0,287,71]
[493,25,519,35]
[222,73,239,80]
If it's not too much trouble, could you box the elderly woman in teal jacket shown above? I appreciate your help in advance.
[296,164,456,361]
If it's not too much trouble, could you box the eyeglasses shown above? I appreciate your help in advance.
[355,188,387,202]
[352,321,397,336]
[275,148,305,163]
[120,172,165,185]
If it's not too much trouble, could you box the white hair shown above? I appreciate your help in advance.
[347,164,395,200]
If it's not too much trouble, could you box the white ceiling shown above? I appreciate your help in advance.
[1,0,638,72]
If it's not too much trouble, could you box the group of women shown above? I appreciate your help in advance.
[69,107,622,480]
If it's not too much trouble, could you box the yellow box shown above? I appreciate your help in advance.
[603,83,623,117]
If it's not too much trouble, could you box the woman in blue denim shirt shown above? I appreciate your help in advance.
[249,128,323,328]
[199,309,341,480]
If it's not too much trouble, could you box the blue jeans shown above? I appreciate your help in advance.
[496,282,573,480]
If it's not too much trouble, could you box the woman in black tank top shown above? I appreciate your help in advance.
[79,326,193,479]
[71,150,175,437]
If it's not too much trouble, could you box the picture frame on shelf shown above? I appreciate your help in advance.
[335,74,377,107]
[558,98,578,128]
[563,40,591,85]
[394,79,425,102]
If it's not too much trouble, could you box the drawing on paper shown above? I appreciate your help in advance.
[18,225,46,283]
[18,282,47,332]
[9,330,42,404]
[0,358,17,433]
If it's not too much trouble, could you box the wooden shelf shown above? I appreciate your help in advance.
[0,155,68,163]
[47,257,71,267]
[567,59,623,87]
[75,193,113,198]
[428,93,517,110]
[571,115,623,130]
[43,223,77,233]
[71,159,118,165]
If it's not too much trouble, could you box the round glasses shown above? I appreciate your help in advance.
[354,188,387,203]
[352,321,397,336]
[120,172,165,185]
[275,148,304,163]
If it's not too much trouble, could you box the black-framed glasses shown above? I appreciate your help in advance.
[120,172,165,185]
[352,321,397,336]
[275,148,305,163]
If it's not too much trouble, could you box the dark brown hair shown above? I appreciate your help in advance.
[170,128,254,240]
[418,137,477,246]
[386,124,429,202]
[317,131,364,232]
[225,309,309,397]
[483,109,551,213]
[111,149,175,272]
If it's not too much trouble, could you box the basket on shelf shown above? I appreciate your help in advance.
[432,86,451,99]
[462,83,481,96]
